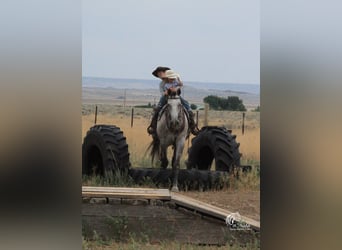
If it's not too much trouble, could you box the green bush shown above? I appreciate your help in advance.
[190,103,197,110]
[203,95,246,111]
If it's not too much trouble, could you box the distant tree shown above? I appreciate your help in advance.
[190,104,197,110]
[226,96,246,111]
[135,103,153,108]
[203,95,246,111]
[203,95,220,110]
[219,98,230,110]
[253,106,260,112]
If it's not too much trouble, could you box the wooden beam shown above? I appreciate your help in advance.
[171,192,260,231]
[82,186,171,200]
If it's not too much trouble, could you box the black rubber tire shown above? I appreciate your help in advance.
[128,168,229,191]
[82,125,130,176]
[186,126,241,172]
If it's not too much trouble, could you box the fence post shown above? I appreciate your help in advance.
[204,103,209,126]
[123,89,126,108]
[131,108,134,128]
[94,105,98,125]
[242,112,245,135]
[196,110,199,126]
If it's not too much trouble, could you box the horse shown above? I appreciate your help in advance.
[148,88,189,192]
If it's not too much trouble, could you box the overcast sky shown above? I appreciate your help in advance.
[82,0,259,84]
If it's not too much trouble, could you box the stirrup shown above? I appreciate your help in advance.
[191,127,200,136]
[189,120,200,135]
[147,126,154,135]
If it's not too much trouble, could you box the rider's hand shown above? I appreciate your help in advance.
[164,90,168,96]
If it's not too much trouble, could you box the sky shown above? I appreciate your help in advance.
[82,0,259,84]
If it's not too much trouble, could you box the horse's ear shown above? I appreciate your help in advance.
[177,88,181,96]
[167,88,171,96]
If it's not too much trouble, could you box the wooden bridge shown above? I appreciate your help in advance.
[82,186,260,231]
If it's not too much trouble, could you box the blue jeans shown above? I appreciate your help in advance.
[157,96,191,112]
[157,95,167,108]
[180,97,190,111]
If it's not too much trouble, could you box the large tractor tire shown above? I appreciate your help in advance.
[82,125,130,176]
[128,168,230,191]
[186,126,241,172]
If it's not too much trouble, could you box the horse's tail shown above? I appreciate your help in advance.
[147,137,160,164]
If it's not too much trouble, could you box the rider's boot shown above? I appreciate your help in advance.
[188,110,200,135]
[147,106,161,139]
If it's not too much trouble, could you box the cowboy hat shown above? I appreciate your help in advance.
[152,66,170,77]
[165,70,180,79]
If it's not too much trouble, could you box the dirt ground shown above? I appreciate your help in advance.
[183,190,260,221]
[83,240,259,250]
[83,197,260,249]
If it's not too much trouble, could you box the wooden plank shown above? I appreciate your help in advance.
[171,192,260,231]
[83,186,168,192]
[83,192,169,200]
[81,186,259,230]
[82,186,171,200]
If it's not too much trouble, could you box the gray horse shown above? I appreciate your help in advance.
[149,88,189,192]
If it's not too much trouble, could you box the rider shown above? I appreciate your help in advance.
[147,67,199,137]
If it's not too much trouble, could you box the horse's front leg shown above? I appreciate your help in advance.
[171,138,185,192]
[160,144,168,169]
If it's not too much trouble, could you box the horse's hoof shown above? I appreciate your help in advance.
[171,186,179,192]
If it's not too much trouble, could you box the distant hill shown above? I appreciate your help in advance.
[82,76,260,109]
[82,77,260,95]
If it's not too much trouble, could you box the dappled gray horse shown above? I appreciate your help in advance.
[149,88,188,192]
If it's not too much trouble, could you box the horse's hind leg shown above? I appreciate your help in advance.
[171,139,186,192]
[160,146,168,169]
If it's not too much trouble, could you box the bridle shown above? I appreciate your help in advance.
[164,96,185,133]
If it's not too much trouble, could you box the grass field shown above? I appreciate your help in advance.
[82,105,260,168]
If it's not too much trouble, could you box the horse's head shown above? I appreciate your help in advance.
[165,88,183,131]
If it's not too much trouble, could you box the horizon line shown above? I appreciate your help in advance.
[82,75,260,86]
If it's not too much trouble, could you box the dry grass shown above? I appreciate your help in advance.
[83,237,260,250]
[82,105,260,168]
[82,111,156,168]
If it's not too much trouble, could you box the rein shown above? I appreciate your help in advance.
[166,96,180,100]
